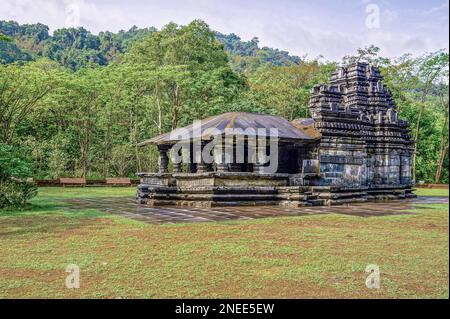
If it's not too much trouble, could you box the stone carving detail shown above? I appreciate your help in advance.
[309,62,414,189]
[387,108,397,123]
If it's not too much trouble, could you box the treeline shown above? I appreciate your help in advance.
[0,20,301,71]
[0,20,448,183]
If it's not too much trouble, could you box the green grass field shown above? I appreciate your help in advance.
[415,187,449,197]
[0,187,448,298]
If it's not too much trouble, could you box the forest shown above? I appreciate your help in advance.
[0,19,449,186]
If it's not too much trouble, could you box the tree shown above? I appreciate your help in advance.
[0,33,11,42]
[0,143,37,208]
[435,85,449,183]
[380,54,418,114]
[111,144,133,177]
[126,20,245,129]
[382,50,449,183]
[60,68,103,178]
[2,20,302,71]
[0,59,61,144]
[411,51,449,182]
[215,31,301,74]
[342,45,386,66]
[246,61,336,119]
[0,143,34,179]
[0,41,32,64]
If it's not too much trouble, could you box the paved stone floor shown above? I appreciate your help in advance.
[63,196,449,225]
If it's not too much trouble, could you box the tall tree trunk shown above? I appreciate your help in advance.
[103,125,111,178]
[80,126,89,179]
[79,108,92,178]
[412,94,427,182]
[434,143,448,184]
[434,94,449,184]
[119,159,125,177]
[2,122,10,144]
[171,84,180,130]
[80,143,87,178]
[134,124,141,172]
[156,84,163,135]
[129,108,142,173]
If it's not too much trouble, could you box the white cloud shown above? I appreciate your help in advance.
[0,0,64,30]
[424,0,449,15]
[0,0,130,33]
[383,9,398,24]
[261,21,361,61]
[362,29,429,57]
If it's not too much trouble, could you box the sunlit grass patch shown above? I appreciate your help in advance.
[414,188,449,197]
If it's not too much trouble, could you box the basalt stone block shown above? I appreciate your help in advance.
[320,163,345,173]
[302,159,320,176]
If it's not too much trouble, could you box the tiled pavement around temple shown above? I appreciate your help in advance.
[63,196,449,225]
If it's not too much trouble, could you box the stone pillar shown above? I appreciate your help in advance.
[246,138,257,173]
[247,138,262,173]
[181,145,191,173]
[196,159,207,173]
[188,142,196,173]
[196,141,208,173]
[173,161,182,173]
[214,139,228,172]
[171,146,182,173]
[158,145,170,174]
[188,163,197,173]
[229,136,241,172]
[254,139,267,174]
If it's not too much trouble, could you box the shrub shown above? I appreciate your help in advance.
[0,143,37,209]
[0,179,38,209]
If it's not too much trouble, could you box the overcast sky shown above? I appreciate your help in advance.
[1,0,448,61]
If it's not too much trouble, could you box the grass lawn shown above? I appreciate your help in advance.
[415,187,449,197]
[0,187,448,298]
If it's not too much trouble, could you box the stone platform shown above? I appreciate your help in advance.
[137,172,416,207]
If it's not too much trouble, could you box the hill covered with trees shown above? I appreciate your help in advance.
[0,20,301,71]
[0,19,448,185]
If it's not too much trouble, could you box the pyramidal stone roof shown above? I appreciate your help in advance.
[139,112,320,146]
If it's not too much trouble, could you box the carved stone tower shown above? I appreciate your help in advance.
[308,62,414,200]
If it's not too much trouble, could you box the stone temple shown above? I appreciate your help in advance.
[137,63,415,207]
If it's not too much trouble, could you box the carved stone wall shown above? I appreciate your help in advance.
[308,62,414,190]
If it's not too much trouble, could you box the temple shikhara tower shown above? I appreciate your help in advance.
[307,62,414,194]
[137,63,415,207]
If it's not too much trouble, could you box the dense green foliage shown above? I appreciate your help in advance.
[0,143,34,179]
[0,20,448,183]
[0,20,299,71]
[0,33,11,42]
[216,32,301,74]
[0,143,37,208]
[0,20,156,68]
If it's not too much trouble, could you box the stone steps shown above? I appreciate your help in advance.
[138,183,416,207]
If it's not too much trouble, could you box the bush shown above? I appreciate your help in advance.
[0,143,37,209]
[0,179,38,209]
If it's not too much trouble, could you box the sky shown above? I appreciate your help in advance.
[1,0,449,61]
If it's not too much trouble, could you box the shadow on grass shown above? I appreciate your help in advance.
[0,196,107,237]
